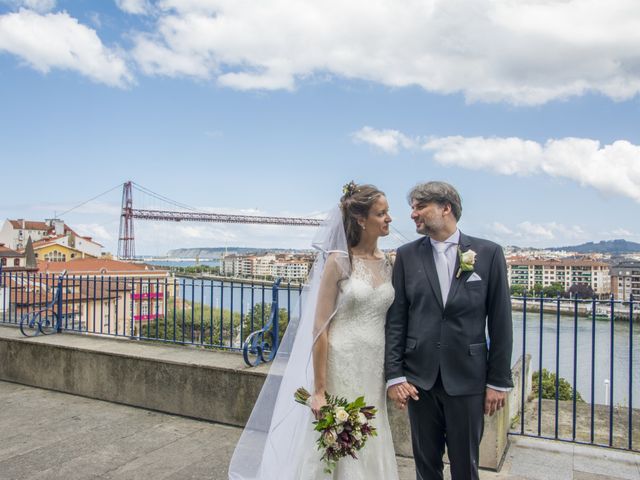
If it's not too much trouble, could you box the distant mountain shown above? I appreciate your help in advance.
[549,239,640,254]
[164,247,302,258]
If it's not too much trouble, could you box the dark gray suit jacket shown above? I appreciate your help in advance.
[385,233,514,396]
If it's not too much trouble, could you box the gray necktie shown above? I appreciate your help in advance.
[433,242,453,305]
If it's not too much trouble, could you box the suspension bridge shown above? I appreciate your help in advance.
[56,181,409,260]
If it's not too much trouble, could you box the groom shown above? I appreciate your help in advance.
[385,181,513,480]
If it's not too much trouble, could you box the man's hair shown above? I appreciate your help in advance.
[408,181,462,221]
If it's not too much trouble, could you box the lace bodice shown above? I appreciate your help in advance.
[326,256,394,400]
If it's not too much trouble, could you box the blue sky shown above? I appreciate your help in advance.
[1,0,639,255]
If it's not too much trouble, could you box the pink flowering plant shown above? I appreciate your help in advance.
[294,387,378,474]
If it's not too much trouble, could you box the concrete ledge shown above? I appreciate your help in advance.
[0,326,525,471]
[0,326,268,427]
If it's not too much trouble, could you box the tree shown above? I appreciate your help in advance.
[568,283,594,298]
[245,303,290,344]
[531,283,544,296]
[532,369,584,402]
[140,300,243,347]
[543,282,565,298]
[510,284,526,296]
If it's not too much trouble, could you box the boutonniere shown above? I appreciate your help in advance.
[456,247,476,278]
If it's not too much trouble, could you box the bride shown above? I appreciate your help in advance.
[228,182,399,480]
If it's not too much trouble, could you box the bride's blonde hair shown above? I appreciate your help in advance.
[339,181,385,248]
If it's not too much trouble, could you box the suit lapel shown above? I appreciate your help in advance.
[445,232,472,307]
[420,237,444,311]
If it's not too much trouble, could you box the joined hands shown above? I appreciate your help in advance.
[387,382,419,409]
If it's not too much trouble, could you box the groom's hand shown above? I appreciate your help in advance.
[484,387,507,416]
[388,382,419,409]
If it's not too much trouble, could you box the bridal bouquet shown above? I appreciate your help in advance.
[294,387,378,474]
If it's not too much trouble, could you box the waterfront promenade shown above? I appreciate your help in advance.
[1,381,639,480]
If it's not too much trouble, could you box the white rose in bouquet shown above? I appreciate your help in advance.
[335,407,349,423]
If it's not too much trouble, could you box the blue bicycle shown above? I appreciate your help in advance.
[20,270,67,337]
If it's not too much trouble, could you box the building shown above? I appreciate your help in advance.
[610,261,640,300]
[0,244,27,271]
[507,257,610,294]
[0,218,103,258]
[0,219,68,251]
[8,259,173,335]
[31,234,102,262]
[222,252,313,280]
[0,238,38,273]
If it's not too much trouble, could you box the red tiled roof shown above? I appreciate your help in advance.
[7,219,78,237]
[31,235,68,249]
[37,258,169,276]
[0,244,23,257]
[9,220,49,231]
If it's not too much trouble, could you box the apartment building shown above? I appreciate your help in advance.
[507,257,610,294]
[610,261,640,300]
[222,253,313,280]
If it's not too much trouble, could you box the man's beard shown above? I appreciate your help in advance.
[417,219,443,237]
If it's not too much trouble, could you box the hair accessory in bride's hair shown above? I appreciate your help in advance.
[342,180,358,197]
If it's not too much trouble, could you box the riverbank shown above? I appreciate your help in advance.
[512,299,639,322]
[174,273,303,288]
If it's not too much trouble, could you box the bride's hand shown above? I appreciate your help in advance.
[310,392,328,419]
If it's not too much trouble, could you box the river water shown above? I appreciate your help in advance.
[512,311,638,408]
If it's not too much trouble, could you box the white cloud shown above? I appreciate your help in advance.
[74,223,115,242]
[611,228,633,237]
[0,10,133,87]
[353,127,640,203]
[491,222,513,236]
[351,127,416,154]
[517,221,556,241]
[132,220,320,255]
[115,0,151,15]
[10,0,56,13]
[484,220,590,246]
[123,0,640,104]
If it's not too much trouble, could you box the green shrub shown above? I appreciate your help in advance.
[531,369,584,402]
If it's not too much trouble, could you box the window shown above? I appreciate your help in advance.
[44,250,66,262]
[14,259,20,266]
[1,258,6,266]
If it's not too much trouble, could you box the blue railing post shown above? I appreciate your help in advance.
[629,294,634,450]
[271,279,281,355]
[56,272,64,333]
[242,278,282,367]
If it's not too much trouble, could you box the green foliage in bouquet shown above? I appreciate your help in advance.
[294,387,378,474]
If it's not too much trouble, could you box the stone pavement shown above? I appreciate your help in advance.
[0,381,638,480]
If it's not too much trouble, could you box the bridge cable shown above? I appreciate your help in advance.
[57,183,125,218]
[131,182,198,212]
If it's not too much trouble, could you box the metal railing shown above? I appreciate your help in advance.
[1,270,637,452]
[509,293,638,453]
[0,271,302,356]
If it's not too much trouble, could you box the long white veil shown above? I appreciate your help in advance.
[228,206,350,480]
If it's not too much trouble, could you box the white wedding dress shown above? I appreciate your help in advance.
[297,256,400,480]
